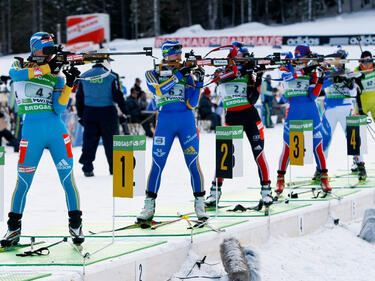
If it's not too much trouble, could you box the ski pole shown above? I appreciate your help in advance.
[356,35,363,53]
[16,237,68,257]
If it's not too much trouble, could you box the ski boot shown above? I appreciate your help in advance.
[358,162,367,181]
[275,170,286,196]
[194,193,209,221]
[137,193,156,226]
[1,212,22,247]
[351,157,359,173]
[204,181,222,207]
[260,182,274,207]
[320,169,332,193]
[312,168,321,183]
[84,171,94,177]
[68,210,84,245]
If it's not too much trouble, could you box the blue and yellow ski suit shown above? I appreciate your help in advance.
[145,67,204,197]
[9,60,80,214]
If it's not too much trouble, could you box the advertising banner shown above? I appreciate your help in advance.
[67,13,110,45]
[155,34,375,47]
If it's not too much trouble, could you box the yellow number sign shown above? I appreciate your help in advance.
[290,131,304,166]
[113,150,134,198]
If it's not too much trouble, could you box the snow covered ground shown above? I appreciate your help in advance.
[169,220,375,281]
[0,9,375,281]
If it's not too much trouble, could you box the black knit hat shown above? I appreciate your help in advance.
[361,51,373,59]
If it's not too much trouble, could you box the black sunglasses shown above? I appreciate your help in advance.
[40,33,55,42]
[360,58,373,64]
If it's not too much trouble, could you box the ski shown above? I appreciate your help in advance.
[89,216,195,234]
[227,196,289,216]
[151,216,190,230]
[264,196,289,216]
[349,179,367,188]
[187,219,208,230]
[88,220,158,235]
[227,200,264,213]
[286,179,315,187]
[286,176,333,188]
[0,241,45,253]
[288,188,317,199]
[69,240,90,259]
[188,219,224,233]
[312,190,342,200]
[205,205,232,211]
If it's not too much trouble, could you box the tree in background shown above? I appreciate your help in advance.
[0,0,373,55]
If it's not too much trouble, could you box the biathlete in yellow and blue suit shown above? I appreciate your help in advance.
[1,32,84,247]
[137,40,209,223]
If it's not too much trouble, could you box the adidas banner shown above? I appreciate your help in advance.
[283,34,375,46]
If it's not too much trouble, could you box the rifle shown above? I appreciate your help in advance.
[155,51,286,76]
[154,50,203,72]
[26,45,152,65]
[20,45,153,80]
[0,75,11,84]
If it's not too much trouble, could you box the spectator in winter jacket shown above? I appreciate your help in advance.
[198,87,222,131]
[132,77,142,96]
[76,62,128,176]
[260,74,274,128]
[271,87,285,124]
[138,91,149,110]
[125,88,153,137]
[0,110,18,152]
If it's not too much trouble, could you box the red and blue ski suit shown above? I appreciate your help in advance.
[278,65,327,172]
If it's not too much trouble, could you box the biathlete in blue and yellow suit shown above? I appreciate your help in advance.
[275,45,331,195]
[137,40,209,222]
[1,32,84,247]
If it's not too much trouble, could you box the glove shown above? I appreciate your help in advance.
[193,68,205,82]
[333,75,345,83]
[247,86,260,105]
[48,56,64,74]
[302,65,317,75]
[63,67,81,87]
[255,72,263,87]
[178,66,194,77]
[285,51,293,60]
[119,114,128,124]
[239,62,255,76]
[315,67,325,84]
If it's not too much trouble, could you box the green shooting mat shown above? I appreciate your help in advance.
[221,188,360,202]
[0,240,166,266]
[22,219,248,238]
[0,273,51,281]
[115,202,310,218]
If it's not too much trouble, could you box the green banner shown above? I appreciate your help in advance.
[346,115,367,126]
[216,126,244,140]
[290,120,313,132]
[0,146,4,166]
[113,135,146,151]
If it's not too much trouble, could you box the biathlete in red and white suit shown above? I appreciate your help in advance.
[205,42,272,206]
